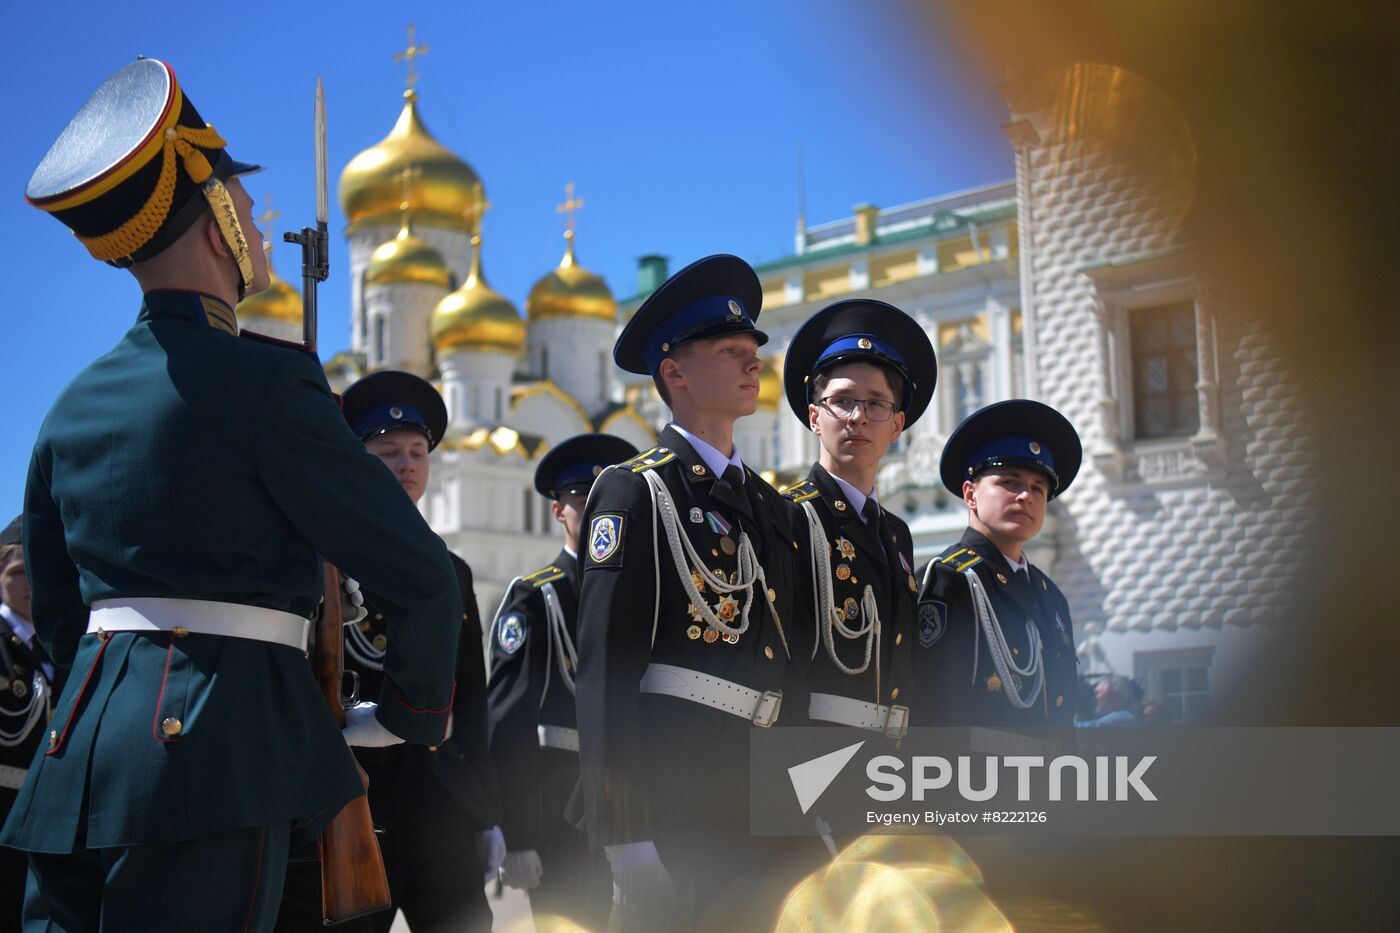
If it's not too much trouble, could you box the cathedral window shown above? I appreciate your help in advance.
[523,487,534,533]
[1130,301,1199,440]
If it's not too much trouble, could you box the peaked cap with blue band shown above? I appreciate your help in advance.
[534,433,639,498]
[783,298,937,428]
[939,399,1082,500]
[341,371,448,451]
[26,58,261,267]
[613,254,767,375]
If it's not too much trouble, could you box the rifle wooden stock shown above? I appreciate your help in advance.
[317,561,392,925]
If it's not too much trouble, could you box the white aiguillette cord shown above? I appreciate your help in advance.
[801,501,881,683]
[643,470,788,657]
[963,567,1044,709]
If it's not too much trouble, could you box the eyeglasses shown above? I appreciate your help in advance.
[818,395,899,422]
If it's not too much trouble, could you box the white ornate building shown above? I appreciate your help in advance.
[238,68,1310,723]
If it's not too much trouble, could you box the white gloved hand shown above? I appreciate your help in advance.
[606,841,674,926]
[341,702,405,748]
[340,575,368,627]
[476,825,507,878]
[500,849,543,890]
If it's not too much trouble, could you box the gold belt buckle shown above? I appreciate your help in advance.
[753,690,783,727]
[883,704,910,739]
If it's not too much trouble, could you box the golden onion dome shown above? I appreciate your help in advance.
[365,216,452,288]
[237,244,303,325]
[432,234,525,355]
[339,90,483,233]
[757,357,783,411]
[526,233,617,323]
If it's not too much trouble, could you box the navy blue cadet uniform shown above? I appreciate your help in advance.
[780,299,938,741]
[277,371,501,933]
[914,400,1083,727]
[0,518,62,928]
[576,256,822,932]
[2,60,460,932]
[487,433,636,931]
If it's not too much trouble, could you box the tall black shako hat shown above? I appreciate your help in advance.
[341,371,448,452]
[613,254,767,375]
[25,58,260,270]
[534,434,638,499]
[784,299,936,428]
[940,399,1082,500]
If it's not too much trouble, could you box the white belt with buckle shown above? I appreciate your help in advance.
[809,691,910,738]
[0,763,27,790]
[88,597,311,654]
[639,663,782,727]
[537,724,580,752]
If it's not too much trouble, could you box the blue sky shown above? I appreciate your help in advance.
[0,0,1013,510]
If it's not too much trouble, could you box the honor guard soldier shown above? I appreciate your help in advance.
[781,300,936,742]
[276,371,502,932]
[2,60,461,931]
[914,400,1083,727]
[0,517,59,927]
[487,433,637,931]
[576,255,815,931]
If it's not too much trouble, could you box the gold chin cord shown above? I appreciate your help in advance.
[202,178,255,299]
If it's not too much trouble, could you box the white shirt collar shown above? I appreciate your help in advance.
[827,471,879,523]
[563,545,578,560]
[1001,550,1029,574]
[0,603,35,647]
[668,423,743,482]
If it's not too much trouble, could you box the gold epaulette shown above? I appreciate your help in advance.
[939,547,983,572]
[781,480,820,503]
[523,565,565,588]
[623,446,676,473]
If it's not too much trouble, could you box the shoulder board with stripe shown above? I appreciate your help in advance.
[781,480,820,503]
[939,546,983,572]
[522,565,562,586]
[623,446,676,473]
[530,569,566,588]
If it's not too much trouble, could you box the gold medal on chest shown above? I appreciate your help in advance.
[719,536,737,556]
[986,674,1002,693]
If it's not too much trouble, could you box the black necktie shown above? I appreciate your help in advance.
[721,465,745,490]
[861,499,893,569]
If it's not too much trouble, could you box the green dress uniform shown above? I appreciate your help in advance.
[6,56,458,931]
[1,290,461,929]
[275,370,498,933]
[913,399,1083,728]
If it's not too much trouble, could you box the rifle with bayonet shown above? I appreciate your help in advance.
[285,77,393,926]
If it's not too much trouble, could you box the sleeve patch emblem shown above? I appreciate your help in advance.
[497,613,526,655]
[588,513,624,564]
[918,600,947,648]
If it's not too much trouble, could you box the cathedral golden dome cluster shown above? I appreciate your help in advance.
[339,90,484,234]
[366,218,453,289]
[431,232,526,355]
[339,31,617,359]
[236,198,302,326]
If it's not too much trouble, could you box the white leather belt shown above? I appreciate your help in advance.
[88,598,311,654]
[809,691,910,738]
[537,724,580,752]
[0,763,27,790]
[639,663,782,727]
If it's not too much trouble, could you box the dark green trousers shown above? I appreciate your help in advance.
[21,822,290,932]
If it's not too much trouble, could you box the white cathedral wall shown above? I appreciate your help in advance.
[438,349,518,427]
[528,317,617,414]
[347,222,472,355]
[507,392,592,446]
[1011,115,1317,714]
[424,447,562,639]
[363,281,445,377]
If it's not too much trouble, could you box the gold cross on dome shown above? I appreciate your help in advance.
[255,194,280,240]
[394,24,430,91]
[556,182,585,237]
